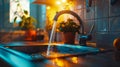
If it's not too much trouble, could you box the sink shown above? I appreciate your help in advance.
[4,44,100,60]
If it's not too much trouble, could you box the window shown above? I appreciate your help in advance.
[10,0,30,23]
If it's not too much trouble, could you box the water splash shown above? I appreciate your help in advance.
[46,21,57,56]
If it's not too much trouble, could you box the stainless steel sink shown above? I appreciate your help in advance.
[4,44,100,60]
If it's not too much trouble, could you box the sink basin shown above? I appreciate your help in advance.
[4,44,100,60]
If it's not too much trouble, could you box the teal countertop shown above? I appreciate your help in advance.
[0,42,120,67]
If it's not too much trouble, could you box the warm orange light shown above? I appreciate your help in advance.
[62,0,66,3]
[52,58,64,67]
[71,57,78,64]
[47,6,51,10]
[56,1,61,5]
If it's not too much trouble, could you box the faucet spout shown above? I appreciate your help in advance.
[53,10,84,34]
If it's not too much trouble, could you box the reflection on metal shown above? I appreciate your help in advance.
[45,44,100,58]
[0,46,34,67]
[51,58,65,67]
[71,57,78,64]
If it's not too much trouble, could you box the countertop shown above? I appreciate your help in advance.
[0,42,120,67]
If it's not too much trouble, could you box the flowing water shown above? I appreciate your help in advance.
[46,21,57,56]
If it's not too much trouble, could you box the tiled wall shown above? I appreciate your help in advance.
[0,0,12,31]
[75,0,120,48]
[85,0,120,48]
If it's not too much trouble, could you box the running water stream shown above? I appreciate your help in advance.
[46,21,57,55]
